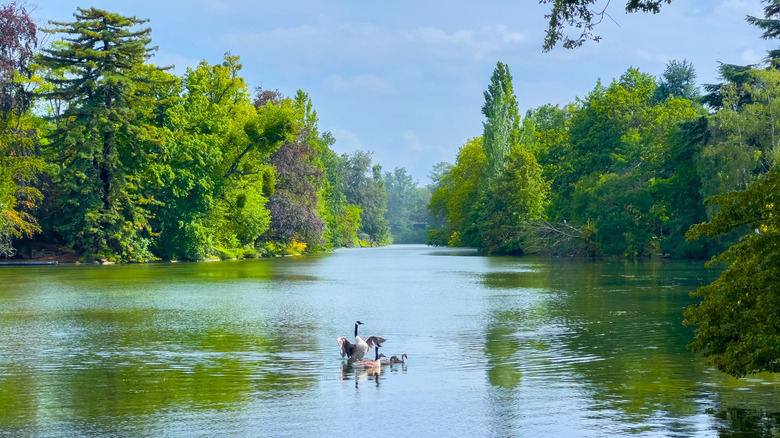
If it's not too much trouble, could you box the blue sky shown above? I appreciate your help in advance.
[30,0,769,182]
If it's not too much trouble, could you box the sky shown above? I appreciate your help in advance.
[27,0,770,183]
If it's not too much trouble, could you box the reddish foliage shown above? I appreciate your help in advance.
[0,1,37,114]
[252,86,283,108]
[265,128,325,245]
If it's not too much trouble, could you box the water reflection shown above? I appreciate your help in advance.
[1,247,778,437]
[0,260,324,435]
[715,407,780,437]
[338,362,382,388]
[484,311,523,390]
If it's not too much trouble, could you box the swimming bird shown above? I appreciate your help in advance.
[381,353,408,365]
[354,344,386,369]
[337,321,386,361]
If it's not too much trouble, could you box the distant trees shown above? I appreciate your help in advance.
[341,151,391,246]
[531,0,780,378]
[426,4,780,375]
[428,60,717,258]
[384,167,430,243]
[428,137,486,247]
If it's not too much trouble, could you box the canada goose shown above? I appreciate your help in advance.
[381,353,408,365]
[337,321,387,361]
[354,344,386,368]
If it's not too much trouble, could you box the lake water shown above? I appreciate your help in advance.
[1,244,778,437]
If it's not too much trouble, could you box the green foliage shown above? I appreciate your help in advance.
[37,7,167,262]
[541,0,672,51]
[0,5,399,261]
[384,167,431,243]
[477,144,548,254]
[700,68,780,202]
[683,167,780,377]
[653,59,700,103]
[551,68,701,256]
[651,117,718,257]
[518,103,573,220]
[746,0,780,62]
[341,150,390,245]
[482,61,520,179]
[427,137,486,247]
[149,55,294,260]
[0,111,44,256]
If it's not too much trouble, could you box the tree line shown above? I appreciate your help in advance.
[427,1,780,377]
[0,4,439,262]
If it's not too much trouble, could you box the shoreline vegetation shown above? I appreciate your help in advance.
[1,3,779,376]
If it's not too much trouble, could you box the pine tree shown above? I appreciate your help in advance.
[37,8,168,261]
[653,59,699,103]
[747,0,780,63]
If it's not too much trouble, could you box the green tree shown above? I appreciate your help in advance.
[37,8,169,262]
[556,68,700,256]
[342,150,390,245]
[151,55,294,260]
[747,0,780,62]
[427,137,487,247]
[518,104,573,221]
[477,144,549,254]
[683,167,780,377]
[482,61,520,179]
[653,59,699,103]
[651,117,717,257]
[320,142,362,248]
[384,166,420,242]
[0,113,44,257]
[699,68,780,213]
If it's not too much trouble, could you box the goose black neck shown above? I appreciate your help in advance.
[354,323,358,337]
[375,345,380,360]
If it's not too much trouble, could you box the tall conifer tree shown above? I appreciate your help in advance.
[37,8,167,261]
[747,0,780,62]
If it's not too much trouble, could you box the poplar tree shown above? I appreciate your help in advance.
[481,61,520,179]
[37,8,167,261]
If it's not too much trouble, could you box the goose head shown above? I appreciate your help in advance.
[354,321,364,337]
[390,353,408,364]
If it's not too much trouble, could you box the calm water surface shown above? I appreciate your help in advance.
[1,245,778,437]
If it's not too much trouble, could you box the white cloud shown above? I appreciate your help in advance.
[401,24,525,60]
[741,49,763,65]
[328,127,363,154]
[323,74,394,94]
[400,130,426,154]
